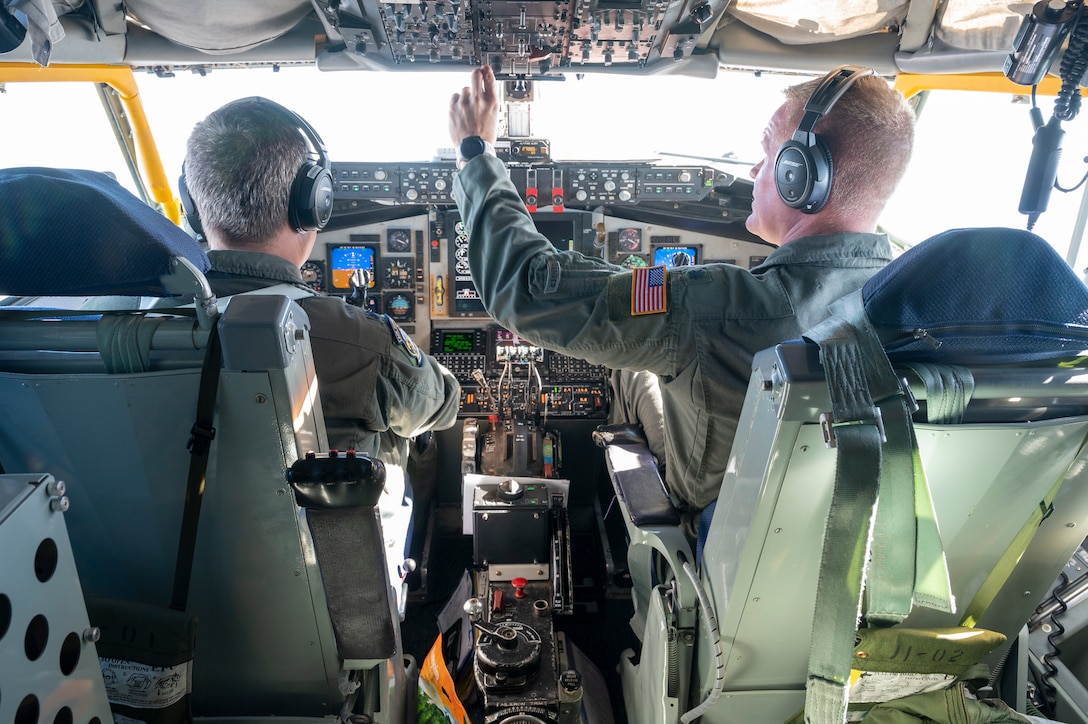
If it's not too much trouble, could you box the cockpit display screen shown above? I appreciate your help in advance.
[535,215,583,252]
[653,245,698,268]
[440,330,480,354]
[328,244,379,292]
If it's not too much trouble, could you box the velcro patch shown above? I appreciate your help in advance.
[387,315,423,366]
[631,265,667,315]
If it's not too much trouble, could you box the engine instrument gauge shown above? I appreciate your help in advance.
[383,258,415,289]
[300,260,326,291]
[620,254,649,269]
[386,228,412,253]
[617,227,642,251]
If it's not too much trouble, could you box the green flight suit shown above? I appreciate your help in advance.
[205,249,461,468]
[453,154,893,516]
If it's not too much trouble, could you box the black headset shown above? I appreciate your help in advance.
[774,65,874,214]
[178,96,335,237]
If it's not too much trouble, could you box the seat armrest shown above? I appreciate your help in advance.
[598,433,680,527]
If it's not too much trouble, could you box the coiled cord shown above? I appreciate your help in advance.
[1038,570,1072,718]
[1055,2,1088,122]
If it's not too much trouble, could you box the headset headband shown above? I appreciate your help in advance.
[792,65,875,143]
[224,96,331,169]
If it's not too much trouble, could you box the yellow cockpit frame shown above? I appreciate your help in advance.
[0,63,180,223]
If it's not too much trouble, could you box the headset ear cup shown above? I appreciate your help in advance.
[803,136,833,214]
[774,140,815,209]
[289,161,335,232]
[177,170,205,238]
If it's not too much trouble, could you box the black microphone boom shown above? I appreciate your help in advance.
[1019,114,1066,229]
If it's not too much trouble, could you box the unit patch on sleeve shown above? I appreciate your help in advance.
[631,265,667,315]
[386,315,424,366]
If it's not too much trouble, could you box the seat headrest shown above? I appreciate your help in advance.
[862,227,1088,363]
[0,167,210,297]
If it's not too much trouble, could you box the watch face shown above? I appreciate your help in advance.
[460,136,487,159]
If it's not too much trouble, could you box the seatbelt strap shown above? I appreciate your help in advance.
[215,282,318,311]
[905,363,975,425]
[802,291,955,723]
[171,320,223,612]
[802,314,883,724]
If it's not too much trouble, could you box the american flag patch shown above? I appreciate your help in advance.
[631,265,667,315]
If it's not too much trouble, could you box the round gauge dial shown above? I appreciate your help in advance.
[620,254,649,269]
[384,292,415,322]
[300,260,326,291]
[618,228,641,251]
[387,228,411,253]
[383,258,415,288]
[454,245,469,262]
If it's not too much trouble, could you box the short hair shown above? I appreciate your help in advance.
[183,100,309,248]
[780,74,915,218]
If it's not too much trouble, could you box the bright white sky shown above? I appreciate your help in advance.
[4,65,1088,269]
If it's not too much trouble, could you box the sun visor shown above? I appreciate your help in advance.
[125,0,312,54]
[934,0,1025,51]
[727,0,909,45]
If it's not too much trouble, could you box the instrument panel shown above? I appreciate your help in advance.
[331,160,741,213]
[312,0,731,76]
[308,155,773,417]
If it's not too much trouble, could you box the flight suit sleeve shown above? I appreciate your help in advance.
[452,154,683,375]
[375,313,462,439]
[301,296,461,438]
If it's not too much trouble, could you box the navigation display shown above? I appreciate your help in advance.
[653,245,698,268]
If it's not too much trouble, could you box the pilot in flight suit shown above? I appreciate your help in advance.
[448,65,914,530]
[203,251,460,472]
[183,98,460,595]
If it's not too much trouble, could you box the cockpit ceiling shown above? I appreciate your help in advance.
[1,0,1030,77]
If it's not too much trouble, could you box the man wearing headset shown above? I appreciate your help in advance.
[447,65,915,535]
[182,98,461,577]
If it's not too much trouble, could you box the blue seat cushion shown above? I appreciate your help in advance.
[0,167,209,297]
[862,227,1088,364]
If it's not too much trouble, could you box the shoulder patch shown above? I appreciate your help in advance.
[385,314,424,366]
[631,265,667,315]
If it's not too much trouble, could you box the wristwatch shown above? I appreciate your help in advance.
[457,135,495,167]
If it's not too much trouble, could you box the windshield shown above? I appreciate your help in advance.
[4,66,1088,270]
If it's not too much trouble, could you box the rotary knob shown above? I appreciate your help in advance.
[498,478,524,501]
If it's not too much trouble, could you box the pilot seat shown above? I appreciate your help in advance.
[601,226,1088,724]
[0,167,411,723]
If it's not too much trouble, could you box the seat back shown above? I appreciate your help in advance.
[695,228,1088,722]
[0,168,406,722]
[693,345,1088,721]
